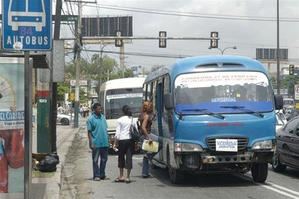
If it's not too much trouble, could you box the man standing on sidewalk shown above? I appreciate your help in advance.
[86,103,109,181]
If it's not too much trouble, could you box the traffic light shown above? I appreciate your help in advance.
[289,64,295,75]
[115,31,123,47]
[210,31,219,48]
[159,31,167,48]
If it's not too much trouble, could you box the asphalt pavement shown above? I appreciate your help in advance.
[59,123,299,199]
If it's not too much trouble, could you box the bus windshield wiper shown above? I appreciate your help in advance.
[220,106,264,118]
[181,108,225,119]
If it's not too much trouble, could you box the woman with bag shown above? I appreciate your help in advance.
[139,101,156,178]
[113,105,137,183]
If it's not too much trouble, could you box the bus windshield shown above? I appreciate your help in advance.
[105,88,143,119]
[174,71,274,114]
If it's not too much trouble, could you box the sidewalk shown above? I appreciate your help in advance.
[32,118,86,199]
[59,125,153,199]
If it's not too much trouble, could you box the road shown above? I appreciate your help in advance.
[60,125,299,199]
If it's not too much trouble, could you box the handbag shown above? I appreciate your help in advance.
[130,117,141,142]
[142,140,159,153]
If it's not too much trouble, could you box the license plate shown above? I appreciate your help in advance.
[216,139,238,152]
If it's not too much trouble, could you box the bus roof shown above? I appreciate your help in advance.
[100,77,145,91]
[145,55,268,82]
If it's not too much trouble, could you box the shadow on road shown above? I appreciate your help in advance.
[138,162,259,188]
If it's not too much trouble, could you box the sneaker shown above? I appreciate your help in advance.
[142,175,151,178]
[100,176,109,180]
[93,177,101,181]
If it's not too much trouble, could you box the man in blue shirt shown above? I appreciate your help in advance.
[86,103,109,181]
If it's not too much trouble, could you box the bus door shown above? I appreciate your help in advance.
[156,81,163,136]
[155,80,164,161]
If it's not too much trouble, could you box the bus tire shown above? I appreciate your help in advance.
[167,150,183,184]
[272,153,286,172]
[251,163,268,183]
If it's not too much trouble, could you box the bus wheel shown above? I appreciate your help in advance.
[167,150,183,184]
[272,153,286,172]
[168,166,183,184]
[251,163,268,183]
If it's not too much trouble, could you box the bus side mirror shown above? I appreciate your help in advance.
[164,93,174,110]
[274,95,283,110]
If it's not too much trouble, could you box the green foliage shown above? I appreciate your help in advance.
[57,82,69,101]
[64,54,134,102]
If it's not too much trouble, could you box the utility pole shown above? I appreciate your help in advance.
[51,0,62,153]
[74,1,82,128]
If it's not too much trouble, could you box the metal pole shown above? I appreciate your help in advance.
[51,0,63,153]
[120,45,125,77]
[24,51,32,199]
[276,0,280,95]
[74,1,82,128]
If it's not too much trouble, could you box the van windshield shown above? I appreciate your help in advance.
[105,88,143,119]
[283,99,294,105]
[174,71,274,114]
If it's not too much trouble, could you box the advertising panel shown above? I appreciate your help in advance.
[0,58,24,195]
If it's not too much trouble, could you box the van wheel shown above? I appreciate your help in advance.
[251,163,268,183]
[167,150,183,184]
[272,153,286,172]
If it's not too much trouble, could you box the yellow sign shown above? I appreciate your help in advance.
[69,92,75,101]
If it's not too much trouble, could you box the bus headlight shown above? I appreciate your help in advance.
[252,140,274,150]
[175,143,203,152]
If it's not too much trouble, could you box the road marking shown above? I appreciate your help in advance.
[109,155,144,160]
[133,156,144,160]
[266,182,299,197]
[241,174,299,199]
[259,183,299,199]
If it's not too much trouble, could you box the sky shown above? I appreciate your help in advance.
[49,0,299,69]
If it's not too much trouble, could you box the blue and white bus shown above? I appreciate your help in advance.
[143,55,283,184]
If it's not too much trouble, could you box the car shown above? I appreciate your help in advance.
[57,113,72,125]
[272,116,299,172]
[276,110,287,131]
[285,109,299,121]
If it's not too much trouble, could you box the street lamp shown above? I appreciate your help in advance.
[276,0,280,95]
[209,46,237,55]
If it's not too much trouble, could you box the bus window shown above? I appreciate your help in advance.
[11,0,25,11]
[29,0,44,12]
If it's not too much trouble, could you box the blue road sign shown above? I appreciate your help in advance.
[2,0,52,50]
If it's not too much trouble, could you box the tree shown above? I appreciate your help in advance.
[57,82,69,102]
[64,54,134,102]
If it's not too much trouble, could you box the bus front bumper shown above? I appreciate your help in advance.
[175,150,274,171]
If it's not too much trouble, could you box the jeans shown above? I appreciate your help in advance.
[142,152,156,176]
[92,147,108,178]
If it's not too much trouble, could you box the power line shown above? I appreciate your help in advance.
[85,4,299,22]
[69,48,191,58]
